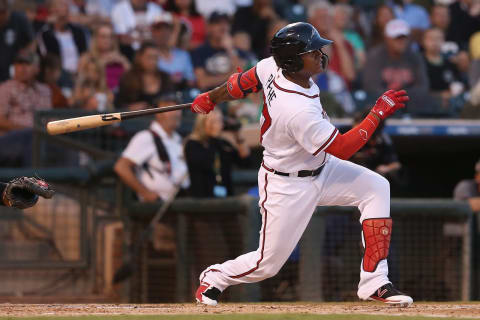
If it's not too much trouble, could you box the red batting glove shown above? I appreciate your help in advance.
[191,92,216,114]
[370,90,409,120]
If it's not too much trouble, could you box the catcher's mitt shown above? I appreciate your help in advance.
[2,177,55,209]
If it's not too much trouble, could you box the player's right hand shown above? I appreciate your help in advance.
[370,90,409,120]
[191,92,216,114]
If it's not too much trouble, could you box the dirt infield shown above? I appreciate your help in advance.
[1,302,480,318]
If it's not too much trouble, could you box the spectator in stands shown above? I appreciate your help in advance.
[363,19,429,115]
[185,109,250,198]
[114,94,189,202]
[191,12,246,91]
[430,4,471,78]
[0,52,51,166]
[273,0,307,23]
[369,5,394,48]
[332,3,366,71]
[37,54,69,108]
[111,0,163,60]
[464,30,480,118]
[151,12,195,90]
[392,0,430,42]
[195,0,237,18]
[165,0,206,50]
[78,22,130,93]
[68,0,113,26]
[421,28,464,110]
[309,1,356,88]
[116,41,173,110]
[0,52,51,131]
[469,32,480,88]
[37,0,88,90]
[313,44,356,116]
[0,0,35,82]
[430,4,450,34]
[232,0,278,59]
[72,55,114,111]
[453,159,480,212]
[446,0,480,51]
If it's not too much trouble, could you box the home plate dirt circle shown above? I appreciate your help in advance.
[1,302,480,318]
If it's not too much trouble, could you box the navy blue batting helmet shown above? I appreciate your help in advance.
[270,22,333,72]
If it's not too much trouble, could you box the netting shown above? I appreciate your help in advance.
[130,200,473,303]
[0,178,124,299]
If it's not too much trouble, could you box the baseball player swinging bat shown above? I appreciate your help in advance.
[191,22,413,308]
[46,103,192,135]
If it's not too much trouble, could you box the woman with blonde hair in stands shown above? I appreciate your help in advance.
[78,22,130,93]
[72,55,113,111]
[185,110,250,198]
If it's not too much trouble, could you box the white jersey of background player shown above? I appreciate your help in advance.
[190,22,412,307]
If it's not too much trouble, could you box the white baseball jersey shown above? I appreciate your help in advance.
[256,57,339,173]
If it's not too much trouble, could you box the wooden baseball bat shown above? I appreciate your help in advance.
[46,103,192,135]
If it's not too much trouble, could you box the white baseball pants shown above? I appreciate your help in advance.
[199,156,391,300]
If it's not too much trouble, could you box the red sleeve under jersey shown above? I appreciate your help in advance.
[325,113,380,160]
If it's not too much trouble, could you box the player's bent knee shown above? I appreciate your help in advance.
[369,173,390,197]
[378,175,390,195]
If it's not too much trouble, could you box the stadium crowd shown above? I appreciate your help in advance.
[2,0,480,122]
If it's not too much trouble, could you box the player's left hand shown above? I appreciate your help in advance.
[191,92,216,114]
[2,177,55,209]
[370,90,409,120]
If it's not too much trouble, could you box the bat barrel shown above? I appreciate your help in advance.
[46,114,121,135]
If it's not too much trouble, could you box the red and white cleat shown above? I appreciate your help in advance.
[195,282,221,306]
[368,283,413,307]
